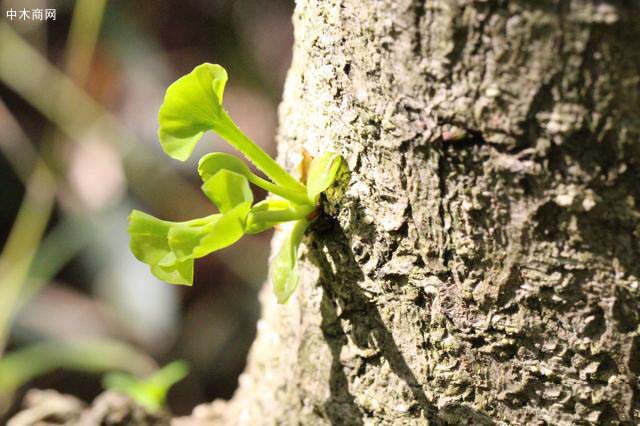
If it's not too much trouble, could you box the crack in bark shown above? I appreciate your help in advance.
[412,0,426,57]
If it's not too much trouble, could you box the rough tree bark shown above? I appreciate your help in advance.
[183,0,640,424]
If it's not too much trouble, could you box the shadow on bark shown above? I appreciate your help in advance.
[309,216,497,425]
[319,292,365,426]
[310,217,437,424]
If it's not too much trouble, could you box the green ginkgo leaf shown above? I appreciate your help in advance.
[130,63,347,303]
[199,152,310,205]
[306,152,342,203]
[129,206,250,286]
[128,210,195,285]
[103,360,189,412]
[157,65,304,194]
[158,63,228,161]
[168,202,250,260]
[198,152,252,181]
[150,256,194,286]
[128,210,174,266]
[166,219,217,262]
[158,63,305,191]
[270,219,309,304]
[201,169,253,214]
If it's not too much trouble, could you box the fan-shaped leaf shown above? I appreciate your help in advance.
[158,63,228,161]
[128,210,194,285]
[201,169,253,214]
[198,152,251,181]
[167,202,250,260]
[128,207,250,286]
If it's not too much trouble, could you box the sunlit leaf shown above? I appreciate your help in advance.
[270,219,309,304]
[306,152,341,201]
[137,60,347,302]
[168,202,250,260]
[128,210,194,285]
[198,152,252,181]
[198,152,312,205]
[201,169,253,213]
[128,210,173,266]
[165,218,218,262]
[157,64,305,191]
[129,207,250,286]
[306,152,342,203]
[158,63,228,161]
[103,360,189,412]
[150,256,194,286]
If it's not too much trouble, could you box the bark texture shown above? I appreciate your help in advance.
[189,1,640,424]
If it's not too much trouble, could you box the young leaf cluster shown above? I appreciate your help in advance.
[128,64,342,303]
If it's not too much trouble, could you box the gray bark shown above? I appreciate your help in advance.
[184,0,640,424]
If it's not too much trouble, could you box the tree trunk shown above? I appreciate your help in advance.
[186,0,640,424]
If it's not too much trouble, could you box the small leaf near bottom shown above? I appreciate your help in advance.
[270,219,309,304]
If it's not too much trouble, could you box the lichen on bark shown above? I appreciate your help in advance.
[184,0,640,424]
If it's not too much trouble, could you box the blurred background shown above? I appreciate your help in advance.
[0,0,294,420]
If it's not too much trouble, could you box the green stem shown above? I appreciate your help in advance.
[250,206,313,223]
[215,110,305,193]
[291,218,310,248]
[247,174,309,206]
[0,162,56,355]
